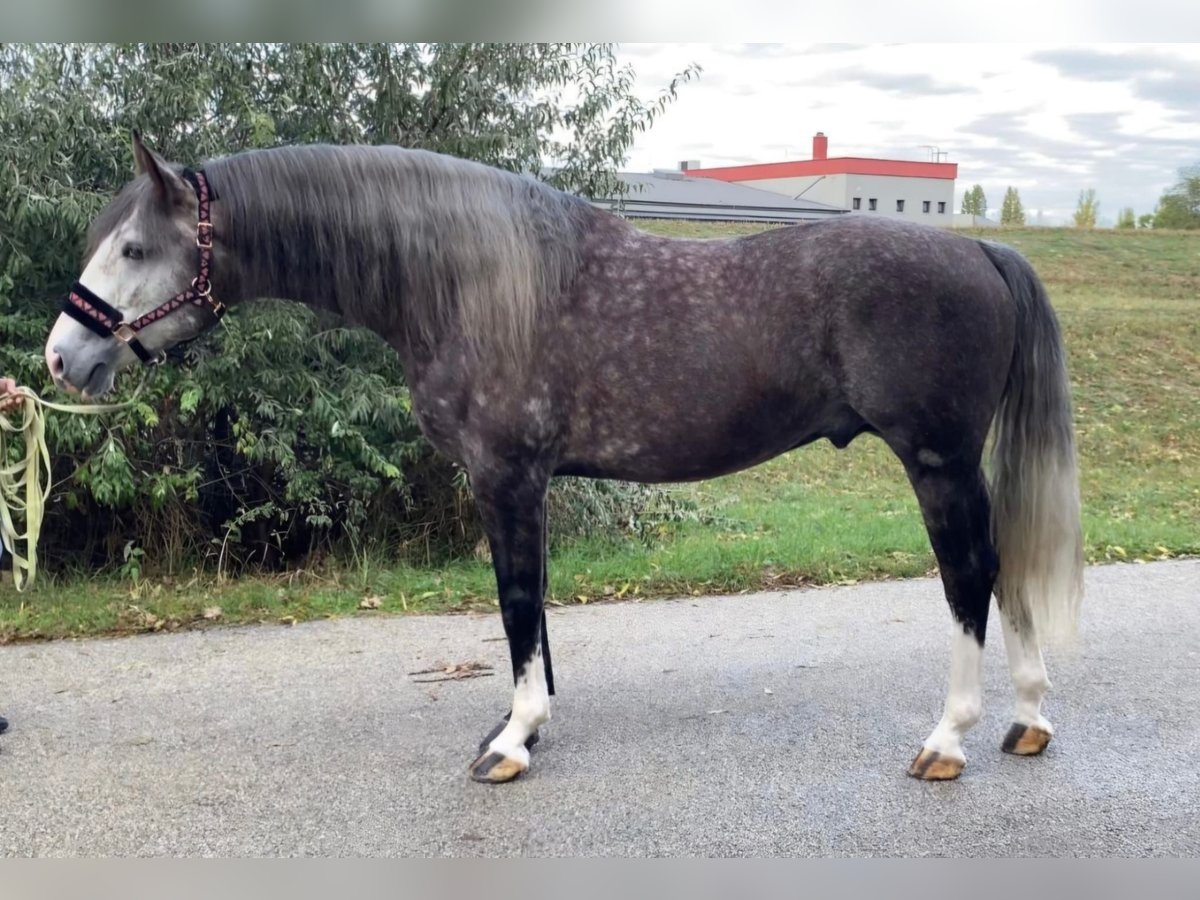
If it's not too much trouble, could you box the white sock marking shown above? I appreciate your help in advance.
[487,649,551,766]
[999,606,1053,732]
[922,626,984,762]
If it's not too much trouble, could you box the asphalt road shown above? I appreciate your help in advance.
[2,560,1198,857]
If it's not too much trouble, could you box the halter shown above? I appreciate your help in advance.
[60,168,226,366]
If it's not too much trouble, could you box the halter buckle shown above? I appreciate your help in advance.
[196,221,214,249]
[113,323,138,344]
[191,277,212,298]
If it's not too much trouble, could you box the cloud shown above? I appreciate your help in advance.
[1029,47,1169,81]
[618,43,665,58]
[804,43,870,55]
[713,43,794,59]
[1030,46,1200,116]
[1064,112,1124,143]
[714,43,871,60]
[1133,72,1200,113]
[959,109,1082,159]
[799,66,975,96]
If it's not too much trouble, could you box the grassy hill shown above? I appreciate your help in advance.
[4,224,1198,640]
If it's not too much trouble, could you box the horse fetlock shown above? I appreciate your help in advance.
[920,725,970,763]
[525,701,551,729]
[946,698,983,731]
[1012,659,1050,692]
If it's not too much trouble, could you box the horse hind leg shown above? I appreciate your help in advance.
[902,458,998,781]
[997,600,1053,756]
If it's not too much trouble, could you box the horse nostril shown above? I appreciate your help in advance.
[48,349,65,377]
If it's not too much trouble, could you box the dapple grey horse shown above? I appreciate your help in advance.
[44,135,1082,783]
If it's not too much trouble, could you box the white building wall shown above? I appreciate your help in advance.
[735,174,848,209]
[841,174,955,222]
[735,175,839,207]
[735,173,955,223]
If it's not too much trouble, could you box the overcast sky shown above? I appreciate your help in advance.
[615,43,1200,225]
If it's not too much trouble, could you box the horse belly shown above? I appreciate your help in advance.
[558,381,835,484]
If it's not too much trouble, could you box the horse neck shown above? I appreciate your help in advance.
[207,146,597,374]
[211,193,413,355]
[212,210,347,317]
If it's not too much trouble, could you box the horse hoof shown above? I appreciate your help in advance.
[478,717,539,753]
[908,748,965,781]
[469,750,528,784]
[1001,723,1052,756]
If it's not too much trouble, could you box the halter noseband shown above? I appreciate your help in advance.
[61,168,226,366]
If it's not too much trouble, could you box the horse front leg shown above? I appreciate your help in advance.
[468,468,551,784]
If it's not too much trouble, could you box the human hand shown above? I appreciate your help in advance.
[0,376,24,414]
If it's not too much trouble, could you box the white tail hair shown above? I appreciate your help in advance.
[980,241,1084,646]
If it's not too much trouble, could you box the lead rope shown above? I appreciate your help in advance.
[0,383,145,591]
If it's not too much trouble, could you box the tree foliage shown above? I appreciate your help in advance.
[960,184,987,217]
[1000,186,1025,226]
[1073,188,1099,229]
[1116,207,1136,229]
[1152,165,1200,230]
[0,43,698,575]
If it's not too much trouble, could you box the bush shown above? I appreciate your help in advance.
[0,43,698,576]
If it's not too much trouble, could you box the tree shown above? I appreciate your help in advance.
[1000,187,1025,226]
[1073,189,1099,228]
[960,184,987,217]
[1116,208,1137,229]
[1152,166,1200,229]
[1138,213,1155,229]
[0,43,698,574]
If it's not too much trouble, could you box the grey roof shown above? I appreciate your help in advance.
[593,171,847,223]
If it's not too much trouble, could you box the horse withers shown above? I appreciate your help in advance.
[43,134,1083,783]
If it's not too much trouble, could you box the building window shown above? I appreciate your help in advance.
[896,199,905,213]
[852,197,861,210]
[922,200,931,213]
[868,198,877,211]
[938,201,946,213]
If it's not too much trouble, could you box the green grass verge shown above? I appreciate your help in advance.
[3,224,1197,641]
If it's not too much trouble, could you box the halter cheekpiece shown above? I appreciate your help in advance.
[61,168,226,366]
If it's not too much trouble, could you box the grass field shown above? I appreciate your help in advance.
[2,224,1197,641]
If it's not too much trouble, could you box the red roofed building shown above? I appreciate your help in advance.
[681,133,958,222]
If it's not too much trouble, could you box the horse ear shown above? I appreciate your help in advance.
[132,131,148,173]
[131,131,188,209]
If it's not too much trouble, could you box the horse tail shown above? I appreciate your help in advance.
[979,240,1083,645]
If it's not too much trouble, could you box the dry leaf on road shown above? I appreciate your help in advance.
[408,661,495,683]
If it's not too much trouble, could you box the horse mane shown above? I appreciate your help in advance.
[200,144,593,361]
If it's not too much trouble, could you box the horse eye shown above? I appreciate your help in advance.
[122,243,144,261]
